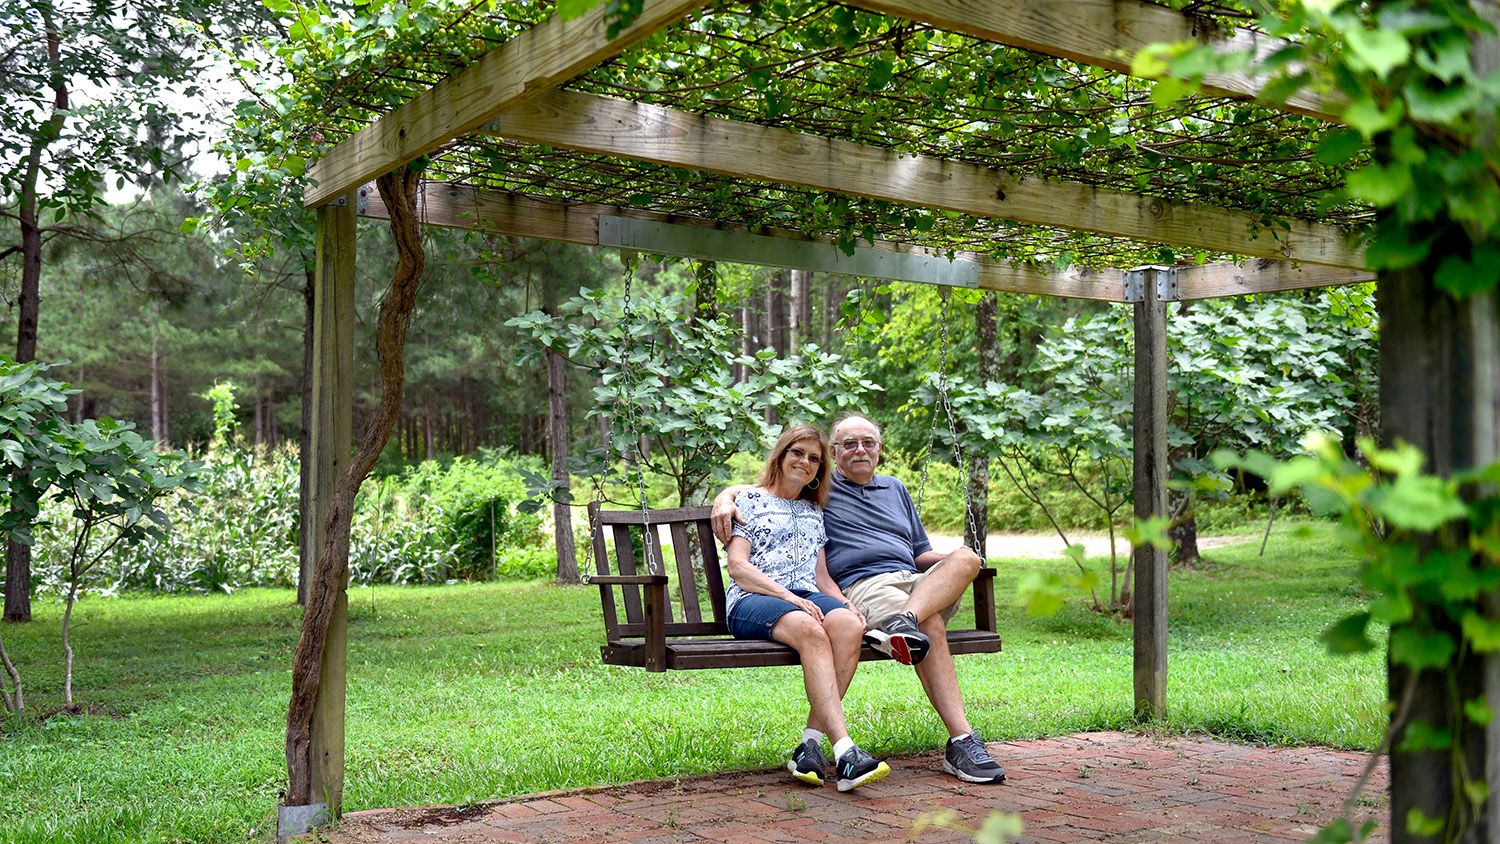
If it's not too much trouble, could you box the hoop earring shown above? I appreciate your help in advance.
[807,477,820,490]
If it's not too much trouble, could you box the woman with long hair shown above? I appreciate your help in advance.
[724,423,889,792]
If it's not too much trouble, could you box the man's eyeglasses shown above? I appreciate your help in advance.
[836,438,880,452]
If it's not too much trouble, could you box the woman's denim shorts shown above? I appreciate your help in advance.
[727,589,849,640]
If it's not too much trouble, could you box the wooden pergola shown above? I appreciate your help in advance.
[284,0,1497,838]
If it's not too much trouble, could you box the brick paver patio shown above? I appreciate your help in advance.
[316,731,1388,843]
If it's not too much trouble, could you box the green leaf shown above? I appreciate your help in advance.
[1406,808,1445,837]
[1461,612,1500,652]
[1369,475,1466,531]
[1344,27,1411,80]
[974,811,1025,844]
[1314,129,1367,165]
[1308,818,1352,844]
[1342,96,1404,137]
[1464,696,1493,726]
[1397,719,1451,752]
[1434,243,1500,296]
[1390,627,1456,671]
[1345,162,1413,206]
[1322,612,1377,654]
[865,58,894,92]
[1404,79,1479,124]
[1464,779,1490,809]
[1130,45,1172,79]
[555,0,599,20]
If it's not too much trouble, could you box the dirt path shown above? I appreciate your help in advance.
[927,530,1244,559]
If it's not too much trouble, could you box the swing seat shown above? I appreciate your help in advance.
[587,502,1001,672]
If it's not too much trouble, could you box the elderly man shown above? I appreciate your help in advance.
[712,414,1006,784]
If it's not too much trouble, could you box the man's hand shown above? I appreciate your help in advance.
[711,486,747,543]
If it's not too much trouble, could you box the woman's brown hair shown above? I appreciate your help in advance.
[757,423,831,507]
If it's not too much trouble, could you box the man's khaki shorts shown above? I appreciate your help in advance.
[844,557,962,628]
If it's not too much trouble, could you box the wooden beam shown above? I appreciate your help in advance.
[482,90,1366,269]
[305,195,355,819]
[846,0,1334,121]
[1130,265,1169,719]
[1176,261,1374,299]
[303,0,709,208]
[355,181,1130,301]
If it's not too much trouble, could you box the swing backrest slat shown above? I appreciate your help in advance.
[588,502,726,639]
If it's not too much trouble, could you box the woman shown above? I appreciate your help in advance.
[725,423,890,792]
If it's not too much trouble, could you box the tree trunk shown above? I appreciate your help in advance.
[821,276,842,346]
[966,292,999,556]
[544,278,579,584]
[150,332,166,443]
[253,386,265,447]
[789,269,810,351]
[0,630,21,712]
[5,9,64,624]
[62,571,79,710]
[286,168,425,806]
[546,351,578,583]
[298,263,315,606]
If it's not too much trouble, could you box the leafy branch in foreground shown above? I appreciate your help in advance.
[1216,433,1500,842]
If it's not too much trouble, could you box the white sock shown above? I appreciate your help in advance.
[949,732,970,744]
[832,736,855,759]
[802,728,825,746]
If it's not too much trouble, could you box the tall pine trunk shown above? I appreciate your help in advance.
[543,275,578,584]
[5,9,64,623]
[150,332,166,443]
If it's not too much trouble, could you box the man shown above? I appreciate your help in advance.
[712,414,1006,784]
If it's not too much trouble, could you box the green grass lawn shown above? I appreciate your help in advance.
[0,521,1384,843]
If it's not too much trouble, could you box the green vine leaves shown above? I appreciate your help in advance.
[1139,0,1500,297]
[1216,433,1500,837]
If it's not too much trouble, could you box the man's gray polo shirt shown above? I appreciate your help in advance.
[823,471,933,592]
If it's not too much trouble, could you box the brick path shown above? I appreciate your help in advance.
[318,732,1388,843]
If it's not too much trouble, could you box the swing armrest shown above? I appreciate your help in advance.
[591,575,670,671]
[590,575,669,586]
[971,567,997,634]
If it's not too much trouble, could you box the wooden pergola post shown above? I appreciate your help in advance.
[1378,268,1499,841]
[1128,266,1171,718]
[292,193,356,826]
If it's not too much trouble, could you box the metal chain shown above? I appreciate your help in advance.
[918,289,981,552]
[916,290,953,514]
[615,258,652,521]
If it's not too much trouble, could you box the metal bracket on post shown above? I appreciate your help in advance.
[354,187,370,217]
[1156,267,1180,302]
[1124,266,1180,303]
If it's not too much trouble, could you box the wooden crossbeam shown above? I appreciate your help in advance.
[302,0,709,208]
[354,181,1128,300]
[480,90,1366,270]
[357,180,1370,300]
[846,0,1333,121]
[1175,260,1373,299]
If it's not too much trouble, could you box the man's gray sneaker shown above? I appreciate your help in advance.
[944,732,1006,783]
[787,738,827,786]
[834,745,891,792]
[862,611,931,665]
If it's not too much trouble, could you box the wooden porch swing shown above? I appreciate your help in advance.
[585,280,1000,672]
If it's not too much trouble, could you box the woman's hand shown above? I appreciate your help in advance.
[789,594,824,622]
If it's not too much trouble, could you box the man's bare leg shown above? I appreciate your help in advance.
[903,548,981,624]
